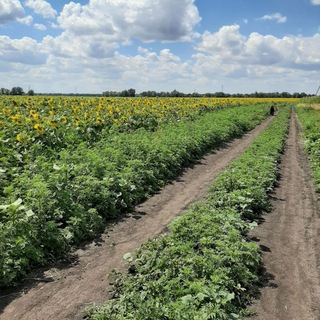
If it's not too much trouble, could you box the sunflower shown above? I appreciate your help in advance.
[34,123,45,134]
[95,117,104,125]
[50,121,59,128]
[30,110,40,121]
[61,116,68,124]
[16,133,23,142]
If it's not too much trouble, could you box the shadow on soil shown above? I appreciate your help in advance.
[248,237,278,306]
[0,208,148,314]
[0,252,80,314]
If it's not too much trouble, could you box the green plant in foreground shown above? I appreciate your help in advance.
[296,106,320,192]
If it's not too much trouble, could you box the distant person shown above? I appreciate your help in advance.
[270,105,275,116]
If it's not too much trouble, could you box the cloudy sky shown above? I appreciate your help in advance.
[0,0,319,94]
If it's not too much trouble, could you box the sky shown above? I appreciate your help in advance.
[0,0,319,94]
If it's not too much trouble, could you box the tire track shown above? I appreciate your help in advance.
[249,112,320,320]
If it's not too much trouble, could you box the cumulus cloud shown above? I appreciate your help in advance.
[57,0,201,41]
[17,15,33,25]
[42,31,121,59]
[0,36,46,65]
[57,2,114,36]
[34,23,46,31]
[25,0,57,19]
[194,25,320,79]
[0,0,24,24]
[44,0,201,62]
[115,48,191,89]
[196,25,246,56]
[311,0,320,4]
[259,12,287,23]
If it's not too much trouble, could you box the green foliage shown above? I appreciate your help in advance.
[0,199,45,286]
[295,106,320,192]
[0,103,271,286]
[85,106,291,319]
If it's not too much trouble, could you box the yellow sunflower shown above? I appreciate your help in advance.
[34,123,45,134]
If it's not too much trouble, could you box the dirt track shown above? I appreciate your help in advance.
[248,112,320,320]
[0,112,319,320]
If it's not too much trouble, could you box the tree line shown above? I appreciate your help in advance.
[1,87,34,96]
[0,86,312,98]
[137,89,310,98]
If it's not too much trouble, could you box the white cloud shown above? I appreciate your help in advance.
[194,25,320,80]
[57,0,201,41]
[17,15,33,25]
[260,12,287,23]
[44,0,201,63]
[0,36,46,65]
[311,0,320,4]
[0,0,24,24]
[42,32,121,59]
[196,25,245,56]
[25,0,57,19]
[34,23,46,31]
[57,2,115,36]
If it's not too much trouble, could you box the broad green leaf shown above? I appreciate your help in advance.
[53,164,62,170]
[26,210,35,218]
[123,252,133,262]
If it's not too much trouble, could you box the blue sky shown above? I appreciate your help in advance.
[0,0,319,94]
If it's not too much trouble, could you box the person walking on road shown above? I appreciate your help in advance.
[270,105,275,116]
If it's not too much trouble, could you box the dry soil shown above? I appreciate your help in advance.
[248,112,320,320]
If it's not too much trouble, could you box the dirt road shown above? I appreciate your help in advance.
[0,116,275,320]
[249,112,320,320]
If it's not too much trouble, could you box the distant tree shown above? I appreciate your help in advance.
[300,92,307,98]
[27,89,34,96]
[120,90,129,97]
[0,88,10,95]
[127,88,136,97]
[215,91,226,97]
[140,91,157,97]
[170,89,181,97]
[11,87,24,95]
[280,91,291,98]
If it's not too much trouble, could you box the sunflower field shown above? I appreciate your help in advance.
[0,96,294,286]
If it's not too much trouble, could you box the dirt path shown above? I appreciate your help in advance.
[249,112,320,320]
[0,116,276,320]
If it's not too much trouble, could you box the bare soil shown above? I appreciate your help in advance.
[248,112,320,320]
[0,112,319,320]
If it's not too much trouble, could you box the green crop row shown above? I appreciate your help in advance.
[86,106,291,320]
[0,104,270,287]
[295,106,320,192]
